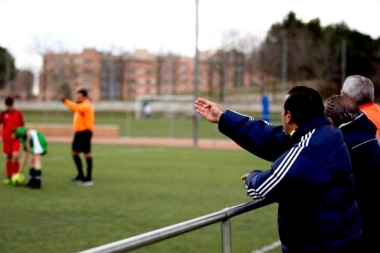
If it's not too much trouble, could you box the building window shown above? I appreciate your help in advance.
[82,77,93,83]
[54,57,63,64]
[128,88,135,95]
[84,58,93,64]
[83,68,92,74]
[127,78,135,85]
[54,73,59,83]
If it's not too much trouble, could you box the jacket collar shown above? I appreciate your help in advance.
[339,114,364,129]
[339,113,377,134]
[290,116,330,142]
[359,103,376,110]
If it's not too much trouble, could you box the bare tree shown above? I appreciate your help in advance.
[29,35,67,101]
[217,29,260,102]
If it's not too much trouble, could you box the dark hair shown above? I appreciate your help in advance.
[284,86,325,126]
[5,96,14,106]
[324,95,361,127]
[77,89,88,97]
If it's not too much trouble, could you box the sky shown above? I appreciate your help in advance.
[1,0,380,73]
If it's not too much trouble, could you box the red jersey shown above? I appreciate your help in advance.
[0,109,24,140]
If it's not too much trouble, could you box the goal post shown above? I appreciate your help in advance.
[134,95,195,119]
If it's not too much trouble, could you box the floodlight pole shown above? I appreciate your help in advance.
[193,0,200,147]
[281,35,287,94]
[5,52,11,96]
[341,39,347,83]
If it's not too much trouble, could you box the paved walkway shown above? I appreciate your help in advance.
[47,136,243,150]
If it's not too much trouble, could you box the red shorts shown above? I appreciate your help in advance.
[3,139,21,156]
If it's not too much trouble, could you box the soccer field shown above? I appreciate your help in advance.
[0,143,280,253]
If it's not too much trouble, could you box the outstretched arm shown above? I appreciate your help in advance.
[220,110,290,161]
[20,111,25,126]
[25,131,32,152]
[19,131,32,173]
[59,95,90,113]
[19,150,29,173]
[195,97,290,161]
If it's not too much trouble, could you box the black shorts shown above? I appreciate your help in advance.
[72,130,92,153]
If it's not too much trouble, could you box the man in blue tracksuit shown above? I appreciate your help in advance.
[194,86,363,253]
[324,95,380,253]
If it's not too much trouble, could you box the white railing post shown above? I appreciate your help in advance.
[221,219,232,253]
[77,200,270,253]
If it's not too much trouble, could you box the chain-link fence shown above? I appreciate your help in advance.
[15,99,282,140]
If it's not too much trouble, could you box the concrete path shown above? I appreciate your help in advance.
[47,136,243,150]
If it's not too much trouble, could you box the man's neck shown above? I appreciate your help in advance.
[287,123,298,136]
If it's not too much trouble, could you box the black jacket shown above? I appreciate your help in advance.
[339,114,380,252]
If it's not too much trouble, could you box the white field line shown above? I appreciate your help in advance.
[43,147,166,161]
[251,240,281,253]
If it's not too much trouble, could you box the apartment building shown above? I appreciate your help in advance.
[40,48,257,101]
[39,48,102,101]
[122,49,158,99]
[101,53,123,100]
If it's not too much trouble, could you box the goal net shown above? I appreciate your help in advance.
[134,95,195,119]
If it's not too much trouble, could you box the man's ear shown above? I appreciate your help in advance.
[327,117,334,125]
[285,111,292,124]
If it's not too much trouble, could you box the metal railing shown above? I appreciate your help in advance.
[78,199,272,253]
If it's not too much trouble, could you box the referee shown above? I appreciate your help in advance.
[59,89,94,186]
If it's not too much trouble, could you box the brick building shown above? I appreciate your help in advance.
[39,48,102,101]
[101,53,123,100]
[122,49,158,99]
[40,48,259,101]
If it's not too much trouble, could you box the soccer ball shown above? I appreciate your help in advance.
[11,173,25,186]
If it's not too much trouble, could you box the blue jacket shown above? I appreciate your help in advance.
[339,114,380,252]
[219,110,363,252]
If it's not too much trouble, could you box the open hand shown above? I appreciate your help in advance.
[241,173,250,196]
[240,174,249,181]
[58,94,66,102]
[194,98,223,123]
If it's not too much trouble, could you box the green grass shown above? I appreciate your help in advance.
[23,110,282,138]
[0,143,280,253]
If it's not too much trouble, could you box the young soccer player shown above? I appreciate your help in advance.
[0,97,24,184]
[12,127,48,189]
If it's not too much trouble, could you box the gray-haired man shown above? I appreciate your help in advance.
[341,75,380,138]
[324,95,380,253]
